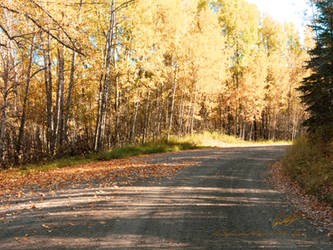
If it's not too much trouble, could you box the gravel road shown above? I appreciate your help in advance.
[0,146,332,249]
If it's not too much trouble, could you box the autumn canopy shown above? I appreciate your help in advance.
[0,0,312,167]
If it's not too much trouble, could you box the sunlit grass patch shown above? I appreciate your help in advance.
[179,131,249,145]
[176,131,291,147]
[19,157,94,173]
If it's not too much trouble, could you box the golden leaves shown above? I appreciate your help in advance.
[15,236,29,242]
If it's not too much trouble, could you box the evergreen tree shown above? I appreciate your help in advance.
[298,0,333,143]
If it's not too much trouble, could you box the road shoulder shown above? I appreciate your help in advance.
[269,160,333,238]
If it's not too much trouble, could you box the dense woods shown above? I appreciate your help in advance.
[0,0,312,167]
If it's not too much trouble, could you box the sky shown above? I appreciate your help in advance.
[246,0,312,33]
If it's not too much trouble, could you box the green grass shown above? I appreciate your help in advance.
[282,137,333,206]
[14,139,199,175]
[19,156,94,174]
[93,140,198,161]
[8,131,289,176]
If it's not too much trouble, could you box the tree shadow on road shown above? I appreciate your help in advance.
[0,146,330,249]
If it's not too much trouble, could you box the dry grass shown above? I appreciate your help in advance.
[282,137,333,206]
[175,131,291,147]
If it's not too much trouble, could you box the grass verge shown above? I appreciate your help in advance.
[4,131,290,176]
[282,137,333,206]
[13,139,198,176]
[93,140,198,161]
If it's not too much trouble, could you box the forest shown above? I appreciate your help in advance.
[0,0,314,167]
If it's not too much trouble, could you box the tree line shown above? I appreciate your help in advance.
[0,0,312,167]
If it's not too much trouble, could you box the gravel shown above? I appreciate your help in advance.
[0,146,332,249]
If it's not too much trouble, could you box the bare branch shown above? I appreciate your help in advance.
[37,1,109,6]
[0,23,12,40]
[113,0,136,14]
[30,67,47,78]
[12,32,37,39]
[0,4,85,56]
[36,1,136,9]
[28,0,82,54]
[27,0,135,56]
[0,4,20,15]
[24,13,85,56]
[0,0,136,55]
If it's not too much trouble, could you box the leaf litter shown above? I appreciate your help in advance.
[0,156,196,208]
[269,160,333,238]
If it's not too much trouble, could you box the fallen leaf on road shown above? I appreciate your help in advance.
[270,160,333,234]
[0,156,197,206]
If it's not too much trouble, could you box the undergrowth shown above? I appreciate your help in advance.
[15,139,198,175]
[282,137,333,206]
[6,131,289,176]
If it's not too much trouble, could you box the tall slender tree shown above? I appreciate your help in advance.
[298,0,333,143]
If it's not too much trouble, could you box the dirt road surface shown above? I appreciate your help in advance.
[0,146,332,249]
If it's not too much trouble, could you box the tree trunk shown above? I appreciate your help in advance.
[114,71,120,145]
[94,0,116,151]
[64,51,76,142]
[167,64,178,141]
[178,91,184,139]
[54,44,65,151]
[253,116,257,141]
[0,3,14,166]
[142,91,150,144]
[43,34,54,153]
[16,35,35,163]
[0,57,9,165]
[131,101,139,143]
[190,83,198,135]
[219,95,223,133]
[94,75,103,150]
[156,85,163,138]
